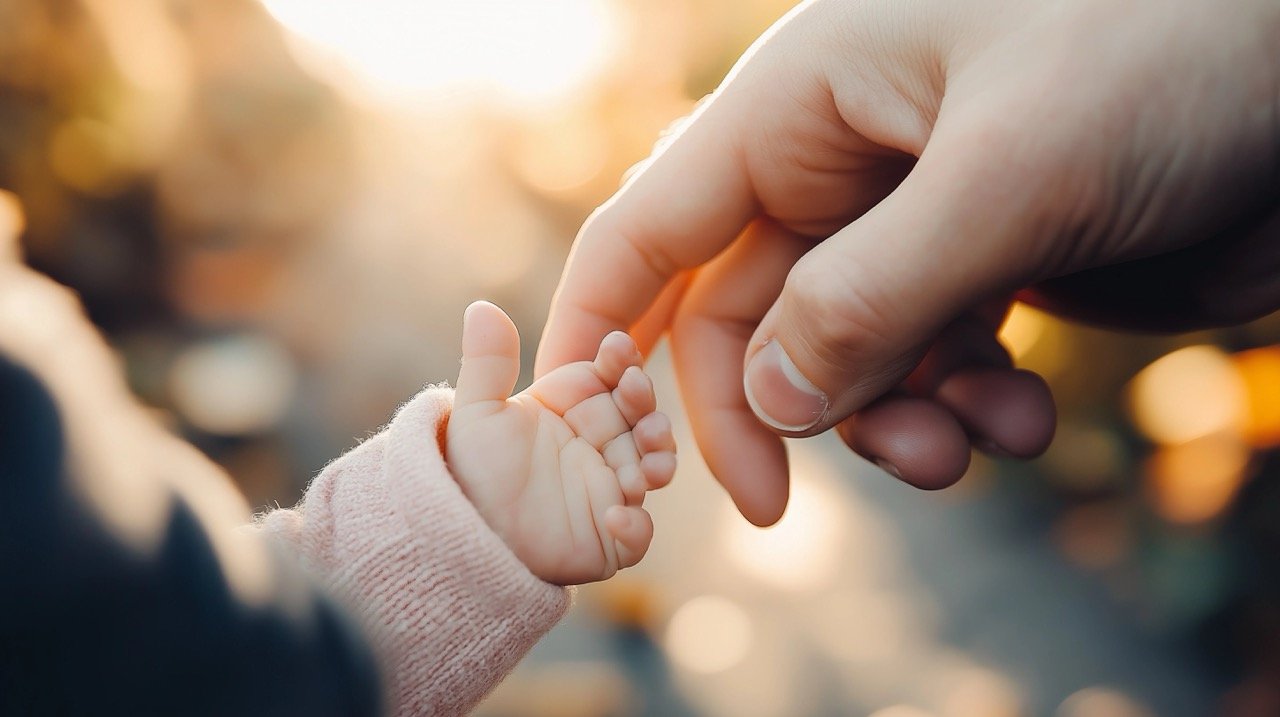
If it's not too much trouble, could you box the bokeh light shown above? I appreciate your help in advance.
[999,302,1067,377]
[510,113,611,195]
[0,190,25,259]
[664,595,754,674]
[936,666,1024,717]
[1127,345,1247,445]
[1057,687,1154,717]
[999,302,1047,359]
[1143,432,1251,526]
[169,334,298,436]
[1232,346,1280,447]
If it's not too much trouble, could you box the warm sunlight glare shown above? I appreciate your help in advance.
[723,473,846,590]
[260,0,617,103]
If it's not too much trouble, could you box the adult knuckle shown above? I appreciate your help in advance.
[784,261,893,360]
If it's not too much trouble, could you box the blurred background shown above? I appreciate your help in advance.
[2,0,1279,715]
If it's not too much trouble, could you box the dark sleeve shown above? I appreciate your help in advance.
[0,354,383,716]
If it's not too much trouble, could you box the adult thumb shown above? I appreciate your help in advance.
[743,134,1041,436]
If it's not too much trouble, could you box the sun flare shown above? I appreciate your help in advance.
[260,0,617,103]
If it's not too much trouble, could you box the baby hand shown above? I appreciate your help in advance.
[445,301,676,586]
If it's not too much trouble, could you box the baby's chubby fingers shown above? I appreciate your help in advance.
[605,505,654,570]
[593,331,642,387]
[526,331,641,417]
[634,412,676,454]
[634,413,677,493]
[640,451,676,491]
[603,434,648,506]
[613,365,656,427]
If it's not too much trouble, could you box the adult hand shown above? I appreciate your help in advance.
[537,0,1280,525]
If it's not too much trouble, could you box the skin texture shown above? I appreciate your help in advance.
[536,0,1280,526]
[447,301,676,585]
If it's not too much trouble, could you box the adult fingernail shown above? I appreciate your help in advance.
[977,439,1011,458]
[744,340,829,432]
[874,458,902,480]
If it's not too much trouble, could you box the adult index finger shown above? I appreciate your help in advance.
[535,91,760,377]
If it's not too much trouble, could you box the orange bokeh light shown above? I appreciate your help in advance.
[1144,433,1251,526]
[1233,346,1280,448]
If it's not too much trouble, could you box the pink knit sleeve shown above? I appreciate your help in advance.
[255,386,570,716]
